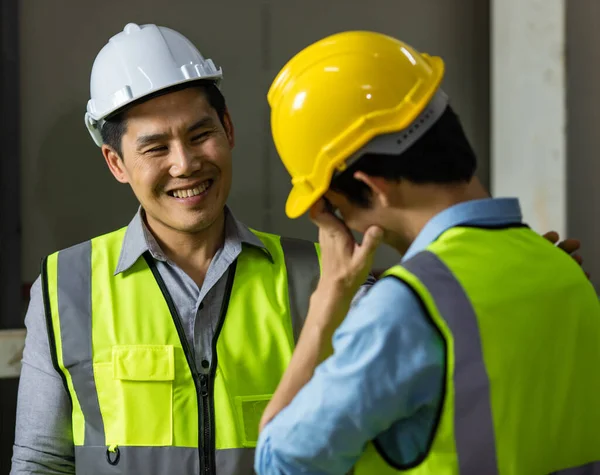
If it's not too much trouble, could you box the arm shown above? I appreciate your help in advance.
[261,203,384,417]
[254,278,445,474]
[10,277,75,475]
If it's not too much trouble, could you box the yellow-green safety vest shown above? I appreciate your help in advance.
[43,227,321,475]
[354,224,600,475]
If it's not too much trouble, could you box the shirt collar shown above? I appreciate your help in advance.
[114,206,269,275]
[402,197,523,262]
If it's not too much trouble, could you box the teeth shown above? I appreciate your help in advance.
[172,181,211,199]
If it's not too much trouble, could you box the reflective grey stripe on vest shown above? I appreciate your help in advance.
[47,240,105,446]
[552,462,600,474]
[74,446,254,475]
[280,237,320,342]
[402,251,499,474]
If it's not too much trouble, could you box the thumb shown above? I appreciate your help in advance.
[354,226,384,264]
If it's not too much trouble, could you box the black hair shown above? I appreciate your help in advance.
[329,105,477,207]
[100,80,226,157]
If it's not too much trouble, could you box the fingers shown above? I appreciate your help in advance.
[310,199,354,238]
[571,253,583,266]
[363,226,384,250]
[353,226,383,264]
[542,231,582,255]
[309,199,341,228]
[557,239,581,255]
[543,231,559,244]
[309,198,327,218]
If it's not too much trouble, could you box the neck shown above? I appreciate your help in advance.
[387,177,490,254]
[144,210,226,286]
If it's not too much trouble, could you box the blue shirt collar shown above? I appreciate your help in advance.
[402,198,523,262]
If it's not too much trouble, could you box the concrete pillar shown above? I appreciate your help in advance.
[491,0,566,235]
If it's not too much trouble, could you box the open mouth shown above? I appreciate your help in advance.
[168,179,213,199]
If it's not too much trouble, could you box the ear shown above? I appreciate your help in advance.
[102,145,130,184]
[353,171,392,208]
[223,109,235,148]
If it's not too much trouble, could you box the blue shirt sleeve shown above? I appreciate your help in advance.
[254,276,445,475]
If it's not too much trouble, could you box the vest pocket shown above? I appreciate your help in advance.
[94,345,175,447]
[235,395,272,447]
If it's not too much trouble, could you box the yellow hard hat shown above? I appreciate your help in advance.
[268,31,445,218]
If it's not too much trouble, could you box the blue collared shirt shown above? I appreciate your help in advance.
[254,198,523,475]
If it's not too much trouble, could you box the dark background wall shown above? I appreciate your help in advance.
[0,0,21,472]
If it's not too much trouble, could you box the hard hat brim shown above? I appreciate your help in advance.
[285,182,325,219]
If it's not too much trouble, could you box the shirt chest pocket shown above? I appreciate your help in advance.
[94,345,175,447]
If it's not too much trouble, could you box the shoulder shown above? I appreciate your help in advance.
[252,228,316,246]
[250,228,318,257]
[349,276,423,314]
[45,227,127,260]
[337,276,438,342]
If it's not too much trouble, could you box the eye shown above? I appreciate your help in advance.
[191,131,211,142]
[145,146,167,154]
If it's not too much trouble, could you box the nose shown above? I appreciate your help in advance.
[169,143,201,177]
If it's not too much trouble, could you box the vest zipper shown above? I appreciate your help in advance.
[144,254,205,474]
[145,254,238,475]
[200,374,211,474]
[204,260,237,475]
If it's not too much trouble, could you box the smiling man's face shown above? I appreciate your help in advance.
[103,86,235,236]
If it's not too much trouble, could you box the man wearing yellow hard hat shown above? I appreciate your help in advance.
[254,31,600,474]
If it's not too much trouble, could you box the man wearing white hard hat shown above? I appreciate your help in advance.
[10,23,372,475]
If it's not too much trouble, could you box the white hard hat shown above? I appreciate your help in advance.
[85,23,223,147]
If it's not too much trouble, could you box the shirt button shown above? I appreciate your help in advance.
[201,359,210,369]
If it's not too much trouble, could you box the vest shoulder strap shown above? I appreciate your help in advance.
[250,229,321,343]
[279,236,321,342]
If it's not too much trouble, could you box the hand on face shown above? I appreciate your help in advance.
[310,199,383,299]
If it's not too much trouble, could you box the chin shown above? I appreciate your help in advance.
[185,208,226,231]
[170,217,217,234]
[341,211,376,235]
[339,217,361,233]
[144,193,226,233]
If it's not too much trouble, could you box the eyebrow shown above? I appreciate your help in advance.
[136,116,217,150]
